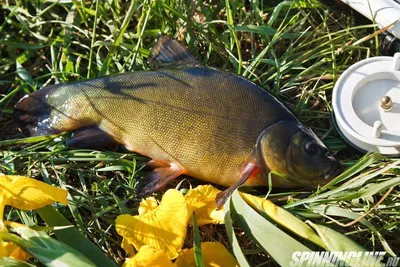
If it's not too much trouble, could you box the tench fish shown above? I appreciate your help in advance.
[14,35,340,207]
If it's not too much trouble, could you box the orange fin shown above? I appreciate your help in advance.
[216,158,260,209]
[137,162,185,197]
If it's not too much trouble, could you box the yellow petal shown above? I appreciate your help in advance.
[5,221,27,229]
[239,192,278,218]
[122,245,174,267]
[175,242,239,267]
[138,197,158,215]
[121,237,136,256]
[209,209,225,224]
[0,219,5,232]
[0,175,68,211]
[0,222,31,262]
[0,239,6,258]
[115,189,189,259]
[2,242,31,262]
[123,245,174,267]
[239,192,326,248]
[185,185,224,226]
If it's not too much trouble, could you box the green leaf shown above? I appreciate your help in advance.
[335,177,400,201]
[307,222,385,267]
[268,1,294,27]
[29,247,95,267]
[285,155,397,209]
[7,224,96,267]
[235,25,276,36]
[0,257,36,267]
[0,41,47,50]
[311,205,396,256]
[231,190,316,267]
[16,60,33,87]
[192,213,205,267]
[37,205,118,267]
[311,205,371,227]
[267,1,321,28]
[67,194,88,235]
[98,0,139,76]
[223,195,251,267]
[97,165,130,172]
[235,25,306,39]
[225,0,242,74]
[0,134,63,146]
[240,193,325,248]
[320,153,385,190]
[112,193,130,214]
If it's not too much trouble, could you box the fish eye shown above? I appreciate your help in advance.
[304,142,318,155]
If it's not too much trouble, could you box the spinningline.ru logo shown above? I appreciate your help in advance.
[290,251,399,267]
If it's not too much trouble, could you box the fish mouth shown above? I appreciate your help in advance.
[323,160,341,180]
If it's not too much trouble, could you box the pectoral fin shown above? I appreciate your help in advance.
[215,158,260,209]
[136,161,186,197]
[65,126,117,149]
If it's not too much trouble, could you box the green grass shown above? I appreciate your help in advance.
[1,0,400,266]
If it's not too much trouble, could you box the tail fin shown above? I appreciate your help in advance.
[14,84,62,136]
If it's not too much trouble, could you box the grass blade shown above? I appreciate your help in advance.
[98,0,138,76]
[285,156,399,209]
[320,153,385,190]
[192,213,205,267]
[0,134,64,146]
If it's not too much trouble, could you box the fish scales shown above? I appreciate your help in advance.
[14,36,340,205]
[43,66,295,186]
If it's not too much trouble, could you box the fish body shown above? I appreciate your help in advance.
[14,36,340,199]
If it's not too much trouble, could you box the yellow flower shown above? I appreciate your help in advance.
[123,245,174,267]
[0,175,68,261]
[115,189,189,259]
[0,175,68,221]
[185,185,224,226]
[121,237,136,257]
[138,197,158,215]
[0,241,31,261]
[122,242,238,267]
[121,197,159,256]
[174,242,239,267]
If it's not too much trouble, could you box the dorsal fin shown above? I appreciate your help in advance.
[148,34,200,67]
